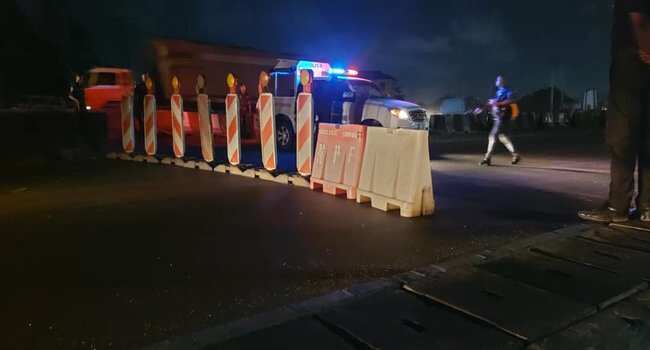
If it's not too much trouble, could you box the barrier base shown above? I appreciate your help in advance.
[289,175,311,188]
[106,152,119,160]
[255,169,289,184]
[160,157,175,165]
[357,189,434,218]
[132,154,146,162]
[118,153,135,161]
[180,160,197,169]
[172,158,188,167]
[214,164,228,173]
[311,178,356,200]
[196,161,214,171]
[227,165,256,178]
[144,156,160,164]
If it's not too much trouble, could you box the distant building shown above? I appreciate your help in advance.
[582,89,599,111]
[359,70,404,99]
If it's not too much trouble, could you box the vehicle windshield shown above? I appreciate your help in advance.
[87,72,117,87]
[345,79,386,98]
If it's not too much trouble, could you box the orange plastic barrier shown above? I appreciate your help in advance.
[120,95,135,154]
[144,94,157,156]
[310,123,367,200]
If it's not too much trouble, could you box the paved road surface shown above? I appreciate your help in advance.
[1,129,612,349]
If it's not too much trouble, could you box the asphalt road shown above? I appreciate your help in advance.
[1,128,612,349]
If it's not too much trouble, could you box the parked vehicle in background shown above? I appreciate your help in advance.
[84,68,134,111]
[270,60,428,149]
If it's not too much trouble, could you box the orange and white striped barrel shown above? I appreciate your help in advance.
[171,94,185,158]
[144,94,157,156]
[258,92,277,171]
[197,93,214,162]
[120,95,135,153]
[225,93,241,165]
[296,92,313,176]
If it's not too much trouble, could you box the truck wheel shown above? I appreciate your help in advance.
[276,117,294,152]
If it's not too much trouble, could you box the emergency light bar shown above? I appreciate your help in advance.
[295,60,359,79]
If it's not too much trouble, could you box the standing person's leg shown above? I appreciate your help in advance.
[581,53,643,223]
[607,56,644,216]
[639,85,650,221]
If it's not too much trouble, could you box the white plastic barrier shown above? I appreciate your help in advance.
[356,127,435,217]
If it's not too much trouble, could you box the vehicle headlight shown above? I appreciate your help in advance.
[390,108,409,120]
[85,106,92,111]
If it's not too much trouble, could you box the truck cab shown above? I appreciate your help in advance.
[84,68,134,111]
[270,60,428,150]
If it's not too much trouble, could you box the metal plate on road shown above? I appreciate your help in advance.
[533,237,650,281]
[611,222,650,233]
[206,317,356,350]
[581,226,650,253]
[404,267,593,342]
[479,251,647,309]
[528,289,650,350]
[319,289,523,350]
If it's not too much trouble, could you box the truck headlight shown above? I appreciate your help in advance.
[390,108,409,120]
[85,106,92,111]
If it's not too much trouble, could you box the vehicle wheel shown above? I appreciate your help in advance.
[361,119,382,127]
[276,117,294,152]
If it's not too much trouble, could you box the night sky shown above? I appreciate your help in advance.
[18,0,612,106]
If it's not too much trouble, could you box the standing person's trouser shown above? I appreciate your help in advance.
[485,109,516,158]
[607,51,650,212]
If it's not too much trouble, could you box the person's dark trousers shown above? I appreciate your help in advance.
[607,50,650,213]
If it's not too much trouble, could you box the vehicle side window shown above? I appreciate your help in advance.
[270,72,295,97]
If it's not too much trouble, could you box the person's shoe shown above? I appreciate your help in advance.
[511,153,521,165]
[578,207,629,223]
[479,157,491,166]
[641,209,650,222]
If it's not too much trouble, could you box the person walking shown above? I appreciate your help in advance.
[479,75,521,166]
[579,0,650,223]
[68,73,85,112]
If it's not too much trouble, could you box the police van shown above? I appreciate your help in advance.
[269,60,429,150]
